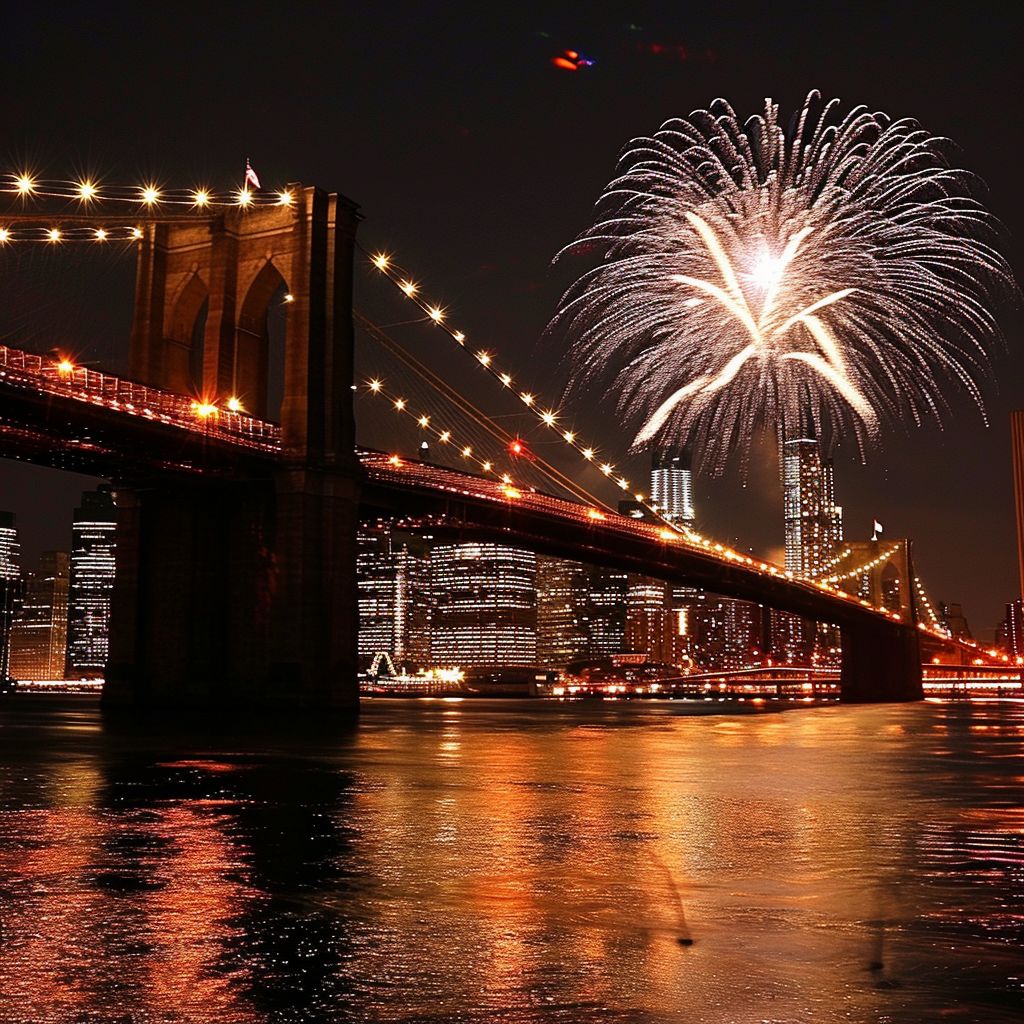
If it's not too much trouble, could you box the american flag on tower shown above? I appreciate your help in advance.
[245,160,261,189]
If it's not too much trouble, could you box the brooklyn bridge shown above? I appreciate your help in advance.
[0,183,977,709]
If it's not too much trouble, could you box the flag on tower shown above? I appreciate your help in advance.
[872,519,883,540]
[245,160,261,189]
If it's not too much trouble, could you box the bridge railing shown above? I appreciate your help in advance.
[0,345,281,452]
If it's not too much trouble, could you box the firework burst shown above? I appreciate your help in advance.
[551,92,1017,472]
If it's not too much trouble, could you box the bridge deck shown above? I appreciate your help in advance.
[0,341,986,664]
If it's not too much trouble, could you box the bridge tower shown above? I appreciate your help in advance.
[104,187,363,711]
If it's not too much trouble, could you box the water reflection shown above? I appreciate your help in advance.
[0,696,1021,1022]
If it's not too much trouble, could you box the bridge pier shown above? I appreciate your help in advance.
[104,470,361,712]
[839,619,923,702]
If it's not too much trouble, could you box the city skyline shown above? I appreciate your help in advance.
[0,4,1020,637]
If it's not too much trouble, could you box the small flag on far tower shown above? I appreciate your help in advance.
[245,160,261,189]
[872,519,883,540]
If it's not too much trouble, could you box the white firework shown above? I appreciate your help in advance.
[552,92,1017,472]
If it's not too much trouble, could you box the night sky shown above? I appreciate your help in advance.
[1,2,1021,639]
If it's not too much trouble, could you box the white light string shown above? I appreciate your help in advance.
[1,173,294,209]
[361,246,701,534]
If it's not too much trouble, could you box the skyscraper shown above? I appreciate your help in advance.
[65,488,117,678]
[536,556,590,667]
[625,575,672,662]
[650,449,695,527]
[778,436,844,663]
[1000,600,1024,658]
[357,520,431,670]
[582,568,628,657]
[0,512,20,683]
[9,551,70,681]
[430,542,536,666]
[782,437,843,578]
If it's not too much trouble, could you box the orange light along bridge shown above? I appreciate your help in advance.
[0,185,972,711]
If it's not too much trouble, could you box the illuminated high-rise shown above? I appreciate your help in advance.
[430,542,536,666]
[583,568,628,657]
[783,437,843,578]
[1000,600,1024,659]
[0,512,20,683]
[9,551,69,681]
[650,449,695,527]
[536,556,589,667]
[357,521,431,670]
[683,593,766,670]
[65,488,117,678]
[778,436,844,663]
[649,449,702,668]
[625,575,672,662]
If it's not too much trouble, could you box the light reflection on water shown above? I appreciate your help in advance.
[0,696,1022,1022]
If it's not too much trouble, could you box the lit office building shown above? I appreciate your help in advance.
[625,575,672,662]
[583,568,628,657]
[686,593,766,671]
[0,512,20,683]
[650,449,695,527]
[65,488,117,678]
[357,521,431,669]
[778,436,844,663]
[783,437,843,578]
[1000,600,1024,658]
[430,542,536,666]
[9,551,70,680]
[649,450,702,668]
[536,556,590,667]
[939,602,972,641]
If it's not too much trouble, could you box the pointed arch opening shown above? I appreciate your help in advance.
[166,271,209,396]
[235,261,290,419]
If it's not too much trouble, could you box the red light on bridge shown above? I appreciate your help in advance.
[192,401,218,419]
[56,359,75,375]
[508,438,535,461]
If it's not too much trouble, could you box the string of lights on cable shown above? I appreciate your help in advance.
[1,173,295,209]
[360,245,705,535]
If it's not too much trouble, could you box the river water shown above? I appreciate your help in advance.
[0,694,1021,1023]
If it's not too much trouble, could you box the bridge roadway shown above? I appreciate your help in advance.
[0,345,914,628]
[0,343,926,701]
[357,450,912,635]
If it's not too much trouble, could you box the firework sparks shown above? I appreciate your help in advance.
[551,92,1017,472]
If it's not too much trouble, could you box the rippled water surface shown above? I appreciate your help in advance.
[0,695,1022,1023]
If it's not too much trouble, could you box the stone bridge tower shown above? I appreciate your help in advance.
[104,187,363,711]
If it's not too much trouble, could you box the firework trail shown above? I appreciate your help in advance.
[551,92,1017,472]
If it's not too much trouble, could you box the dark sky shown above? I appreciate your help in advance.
[1,2,1022,639]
